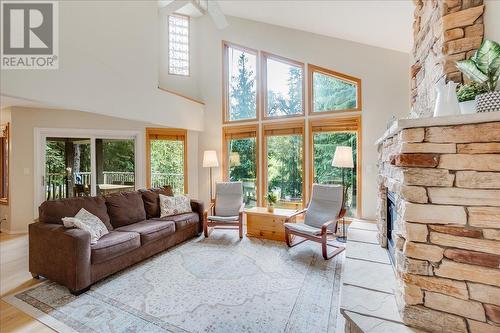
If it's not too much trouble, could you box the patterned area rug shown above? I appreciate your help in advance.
[4,232,344,333]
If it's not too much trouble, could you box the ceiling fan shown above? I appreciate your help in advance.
[159,0,229,29]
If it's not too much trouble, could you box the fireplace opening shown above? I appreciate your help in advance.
[386,190,396,265]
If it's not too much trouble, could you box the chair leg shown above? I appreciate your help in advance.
[285,228,291,247]
[238,220,243,239]
[203,219,209,238]
[322,234,345,260]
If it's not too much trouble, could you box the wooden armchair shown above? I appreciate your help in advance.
[284,184,346,260]
[203,182,245,239]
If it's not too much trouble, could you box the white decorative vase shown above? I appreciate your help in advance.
[433,79,460,117]
[459,100,477,115]
[476,91,500,113]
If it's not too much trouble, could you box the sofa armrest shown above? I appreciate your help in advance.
[190,199,204,233]
[29,222,91,292]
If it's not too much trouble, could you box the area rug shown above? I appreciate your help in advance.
[3,231,344,333]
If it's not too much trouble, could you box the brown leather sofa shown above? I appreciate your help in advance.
[29,188,203,295]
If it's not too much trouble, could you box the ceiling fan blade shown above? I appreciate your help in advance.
[207,1,228,29]
[159,0,189,16]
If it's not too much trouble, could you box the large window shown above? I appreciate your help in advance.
[96,139,135,195]
[263,52,304,119]
[222,125,258,207]
[223,42,258,123]
[0,123,9,204]
[309,116,361,217]
[146,128,187,194]
[263,121,305,209]
[309,64,361,114]
[168,14,189,76]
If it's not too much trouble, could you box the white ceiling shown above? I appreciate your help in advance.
[217,0,414,53]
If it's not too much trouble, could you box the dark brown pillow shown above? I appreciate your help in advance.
[105,191,146,228]
[140,186,174,219]
[39,196,113,231]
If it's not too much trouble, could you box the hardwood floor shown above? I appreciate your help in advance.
[0,233,54,333]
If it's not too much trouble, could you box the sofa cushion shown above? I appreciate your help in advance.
[152,212,199,231]
[116,220,175,244]
[39,196,113,231]
[91,231,140,264]
[140,186,174,219]
[105,191,146,228]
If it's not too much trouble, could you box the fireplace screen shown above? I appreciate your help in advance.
[386,191,396,265]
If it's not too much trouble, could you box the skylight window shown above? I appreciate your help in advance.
[168,14,189,76]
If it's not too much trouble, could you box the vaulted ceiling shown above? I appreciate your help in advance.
[216,0,414,53]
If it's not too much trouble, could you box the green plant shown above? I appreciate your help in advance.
[266,192,278,205]
[456,39,500,92]
[456,82,488,102]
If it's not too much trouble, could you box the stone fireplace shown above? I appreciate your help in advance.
[376,113,500,333]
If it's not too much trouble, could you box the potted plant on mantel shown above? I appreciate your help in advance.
[266,192,278,213]
[456,82,488,114]
[456,39,500,113]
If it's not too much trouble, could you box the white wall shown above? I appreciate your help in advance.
[6,107,199,233]
[485,1,500,42]
[0,1,204,131]
[195,15,410,219]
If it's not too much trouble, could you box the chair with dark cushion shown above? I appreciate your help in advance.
[203,182,244,239]
[284,184,346,260]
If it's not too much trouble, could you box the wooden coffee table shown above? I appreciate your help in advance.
[244,207,298,242]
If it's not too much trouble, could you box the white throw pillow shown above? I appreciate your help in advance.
[159,194,192,218]
[62,208,109,244]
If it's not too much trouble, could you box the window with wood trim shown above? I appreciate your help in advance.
[308,64,361,114]
[223,42,258,123]
[263,52,304,119]
[222,125,259,207]
[168,14,189,76]
[309,116,361,217]
[263,121,305,209]
[146,128,187,194]
[0,123,9,204]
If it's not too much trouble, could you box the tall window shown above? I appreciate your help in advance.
[222,125,258,207]
[309,116,361,217]
[0,123,9,204]
[263,121,305,209]
[309,64,361,114]
[168,14,189,76]
[263,52,304,119]
[146,128,187,194]
[95,139,135,195]
[223,42,258,122]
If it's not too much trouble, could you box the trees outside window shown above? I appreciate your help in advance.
[309,64,361,114]
[264,53,304,118]
[224,42,258,122]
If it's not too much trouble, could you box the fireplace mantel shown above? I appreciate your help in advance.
[375,114,500,333]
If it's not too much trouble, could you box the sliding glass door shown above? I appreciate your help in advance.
[95,139,135,195]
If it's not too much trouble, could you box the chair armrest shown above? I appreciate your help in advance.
[320,220,336,235]
[285,209,307,222]
[29,222,91,292]
[239,203,246,213]
[339,208,347,219]
[190,199,205,221]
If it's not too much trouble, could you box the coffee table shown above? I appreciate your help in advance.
[244,207,298,242]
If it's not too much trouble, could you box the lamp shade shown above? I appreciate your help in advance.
[332,146,354,168]
[202,150,219,168]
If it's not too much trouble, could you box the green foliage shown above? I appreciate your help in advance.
[266,192,278,205]
[456,82,488,102]
[229,52,256,120]
[102,140,134,172]
[267,67,303,116]
[313,72,357,112]
[229,138,256,181]
[456,39,500,92]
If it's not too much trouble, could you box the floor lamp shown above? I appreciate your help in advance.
[203,150,219,202]
[332,146,354,243]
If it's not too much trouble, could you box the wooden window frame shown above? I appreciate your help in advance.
[308,115,362,217]
[222,124,260,205]
[308,64,362,115]
[0,123,9,205]
[262,120,306,208]
[146,128,188,193]
[168,13,190,77]
[222,41,260,124]
[262,52,305,120]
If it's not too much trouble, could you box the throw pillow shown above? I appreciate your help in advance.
[159,194,192,217]
[62,208,109,244]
